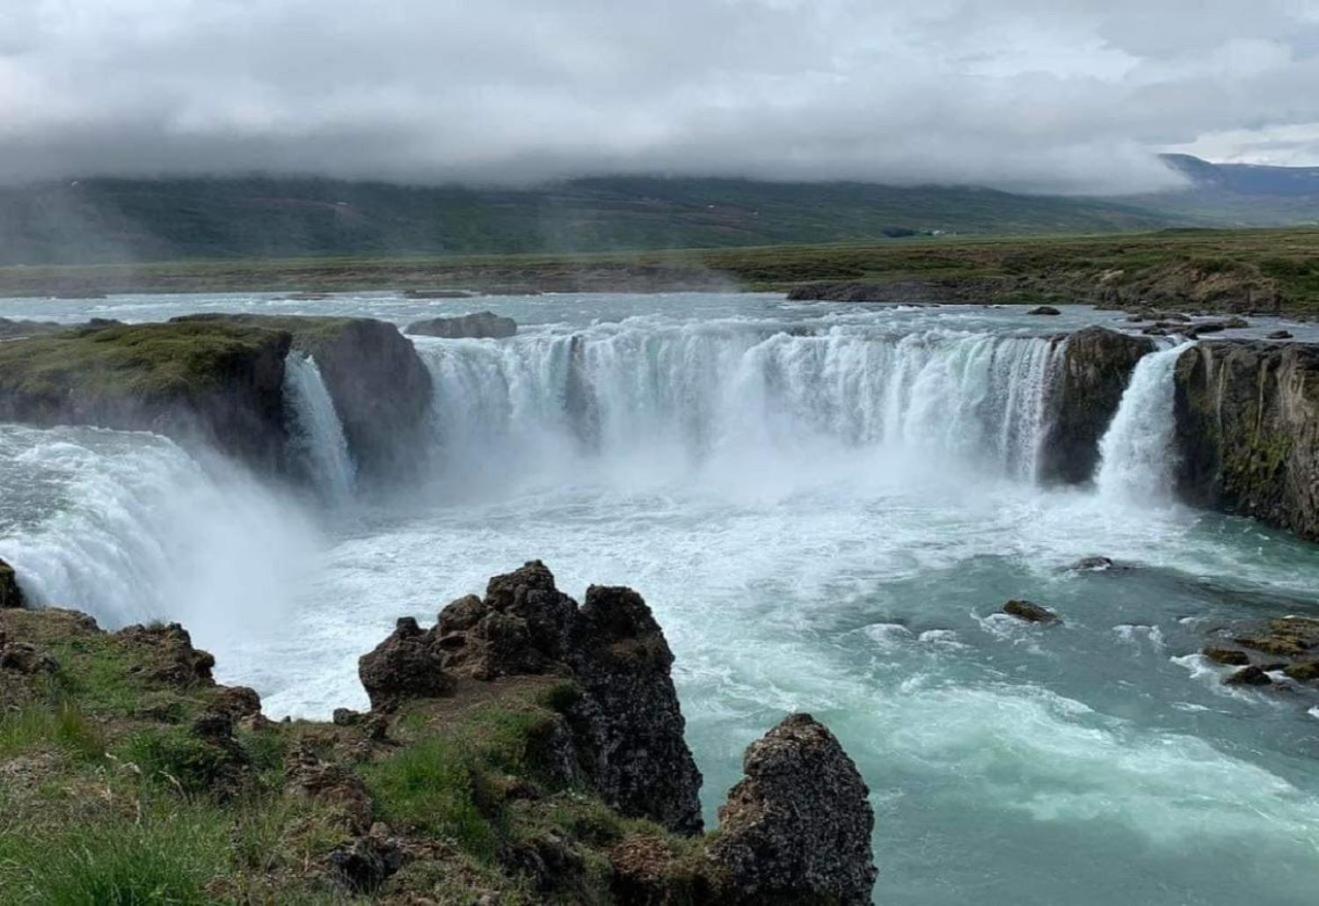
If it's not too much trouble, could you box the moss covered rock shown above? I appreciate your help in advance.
[1172,340,1319,540]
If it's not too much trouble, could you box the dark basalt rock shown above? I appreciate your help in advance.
[406,311,517,340]
[709,713,877,906]
[1003,599,1061,624]
[1067,556,1115,571]
[1283,661,1319,683]
[368,561,704,836]
[1172,341,1319,541]
[0,633,58,675]
[1267,330,1294,340]
[1232,617,1319,659]
[1028,305,1061,316]
[1203,647,1250,666]
[0,559,24,609]
[1223,665,1272,687]
[328,827,404,894]
[1039,327,1156,484]
[116,622,216,687]
[358,617,456,710]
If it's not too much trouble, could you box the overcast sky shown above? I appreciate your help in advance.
[3,0,1319,194]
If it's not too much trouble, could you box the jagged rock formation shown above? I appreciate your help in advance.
[0,558,24,609]
[0,320,292,472]
[709,713,877,905]
[361,561,705,835]
[1172,340,1319,541]
[406,311,517,339]
[1039,327,1155,484]
[172,314,433,482]
[0,564,877,903]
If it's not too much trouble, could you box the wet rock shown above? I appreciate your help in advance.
[328,825,403,893]
[1232,617,1319,659]
[1039,327,1156,484]
[0,559,24,609]
[406,311,518,340]
[1283,661,1319,683]
[709,713,877,906]
[1267,329,1293,340]
[358,617,455,710]
[403,288,473,299]
[1223,665,1272,687]
[1028,305,1061,316]
[1003,600,1061,624]
[1173,342,1319,541]
[1202,647,1250,666]
[1068,556,1114,571]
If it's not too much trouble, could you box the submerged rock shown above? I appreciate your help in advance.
[1002,600,1061,624]
[1039,327,1156,484]
[0,559,24,609]
[1028,305,1061,316]
[1223,665,1273,687]
[406,311,517,339]
[1067,556,1115,572]
[709,713,877,905]
[1202,647,1251,666]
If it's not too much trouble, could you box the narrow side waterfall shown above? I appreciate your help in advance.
[284,353,356,503]
[416,323,1064,484]
[1095,342,1195,502]
[0,425,317,634]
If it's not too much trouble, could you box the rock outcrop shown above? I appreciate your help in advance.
[406,311,517,339]
[709,713,877,905]
[1172,340,1319,540]
[0,320,292,472]
[173,315,433,483]
[361,561,705,835]
[1039,327,1156,484]
[0,558,24,609]
[1002,600,1061,624]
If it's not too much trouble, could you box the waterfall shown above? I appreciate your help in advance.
[283,353,356,503]
[415,321,1064,484]
[1094,342,1195,502]
[0,425,317,634]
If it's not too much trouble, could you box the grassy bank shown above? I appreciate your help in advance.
[2,227,1318,311]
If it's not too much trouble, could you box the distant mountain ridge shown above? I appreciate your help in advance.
[0,175,1179,265]
[1,158,1316,265]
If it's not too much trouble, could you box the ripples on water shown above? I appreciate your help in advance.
[0,293,1317,904]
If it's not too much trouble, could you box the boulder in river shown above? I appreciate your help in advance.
[406,311,518,340]
[1003,600,1061,624]
[709,713,876,905]
[1028,305,1061,316]
[1266,329,1293,340]
[1202,647,1251,666]
[1223,665,1272,687]
[1067,556,1115,572]
[1038,327,1156,484]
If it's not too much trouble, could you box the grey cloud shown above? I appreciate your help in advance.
[3,0,1319,193]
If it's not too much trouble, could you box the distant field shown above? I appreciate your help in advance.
[2,227,1319,312]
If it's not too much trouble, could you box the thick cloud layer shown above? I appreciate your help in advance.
[3,0,1319,193]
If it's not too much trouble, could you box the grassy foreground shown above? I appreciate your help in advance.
[1,227,1317,312]
[0,609,709,904]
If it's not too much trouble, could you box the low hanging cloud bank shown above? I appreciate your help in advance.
[4,1,1319,194]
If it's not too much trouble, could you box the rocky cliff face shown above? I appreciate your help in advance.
[0,320,293,472]
[172,315,433,483]
[1172,340,1319,540]
[1039,327,1155,484]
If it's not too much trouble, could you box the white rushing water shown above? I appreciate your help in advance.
[283,352,356,503]
[1,294,1317,905]
[1095,342,1195,503]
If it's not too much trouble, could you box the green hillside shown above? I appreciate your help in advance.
[0,176,1186,265]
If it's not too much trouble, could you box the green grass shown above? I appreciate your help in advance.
[0,701,103,762]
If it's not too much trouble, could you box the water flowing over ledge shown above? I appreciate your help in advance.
[283,352,357,504]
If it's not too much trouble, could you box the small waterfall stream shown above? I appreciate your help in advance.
[283,353,356,503]
[1094,342,1195,502]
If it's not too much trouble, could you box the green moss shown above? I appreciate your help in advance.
[0,321,288,404]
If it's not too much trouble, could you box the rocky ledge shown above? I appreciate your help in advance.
[0,314,432,485]
[0,561,876,904]
[406,311,518,339]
